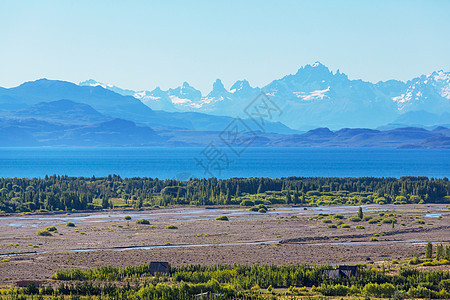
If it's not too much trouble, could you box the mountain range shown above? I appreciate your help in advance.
[0,62,449,148]
[80,62,450,130]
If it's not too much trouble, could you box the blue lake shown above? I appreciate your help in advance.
[0,147,449,179]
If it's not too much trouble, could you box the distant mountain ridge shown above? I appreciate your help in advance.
[0,114,448,148]
[0,64,448,148]
[0,79,295,134]
[80,62,450,129]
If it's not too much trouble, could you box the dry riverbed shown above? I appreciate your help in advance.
[0,204,448,286]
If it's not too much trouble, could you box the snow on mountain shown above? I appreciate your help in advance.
[79,63,450,130]
[79,79,135,96]
[392,70,450,113]
[294,87,330,101]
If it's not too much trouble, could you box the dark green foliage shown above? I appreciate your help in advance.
[101,195,110,209]
[0,175,449,213]
[426,242,433,259]
[215,215,229,221]
[46,263,450,299]
[358,206,363,219]
[437,243,445,260]
[135,219,150,225]
[66,222,75,227]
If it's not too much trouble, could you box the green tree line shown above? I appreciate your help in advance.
[10,263,448,299]
[0,175,449,213]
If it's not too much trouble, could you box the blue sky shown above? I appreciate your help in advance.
[1,0,449,93]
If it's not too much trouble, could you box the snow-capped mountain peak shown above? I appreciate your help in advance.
[168,82,202,103]
[79,79,136,96]
[230,79,250,93]
[311,61,323,68]
[79,63,450,129]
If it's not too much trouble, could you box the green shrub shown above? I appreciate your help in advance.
[381,217,396,224]
[363,282,395,297]
[258,208,267,213]
[66,222,75,227]
[328,224,337,228]
[166,225,178,229]
[124,215,131,220]
[339,224,350,228]
[368,218,380,224]
[45,226,57,232]
[413,220,425,224]
[322,219,332,224]
[319,283,351,296]
[363,215,373,221]
[355,225,365,229]
[370,237,378,242]
[215,216,229,221]
[240,200,254,206]
[438,279,450,292]
[37,230,52,236]
[135,219,150,225]
[349,216,362,222]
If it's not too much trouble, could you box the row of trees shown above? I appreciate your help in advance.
[37,263,450,298]
[0,175,449,213]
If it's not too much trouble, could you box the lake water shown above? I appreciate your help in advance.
[0,147,449,179]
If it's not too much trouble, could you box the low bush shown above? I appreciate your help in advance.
[135,219,150,225]
[37,230,52,236]
[66,222,75,227]
[215,216,229,221]
[363,282,395,298]
[45,226,57,232]
[349,216,361,222]
[381,217,396,224]
[240,200,254,206]
[355,225,365,229]
[166,225,178,229]
[124,215,131,220]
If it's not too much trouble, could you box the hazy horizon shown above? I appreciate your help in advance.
[1,0,450,93]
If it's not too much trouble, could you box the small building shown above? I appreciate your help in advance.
[323,265,358,279]
[148,261,170,275]
[16,281,42,288]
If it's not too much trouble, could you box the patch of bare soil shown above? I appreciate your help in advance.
[0,204,448,286]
